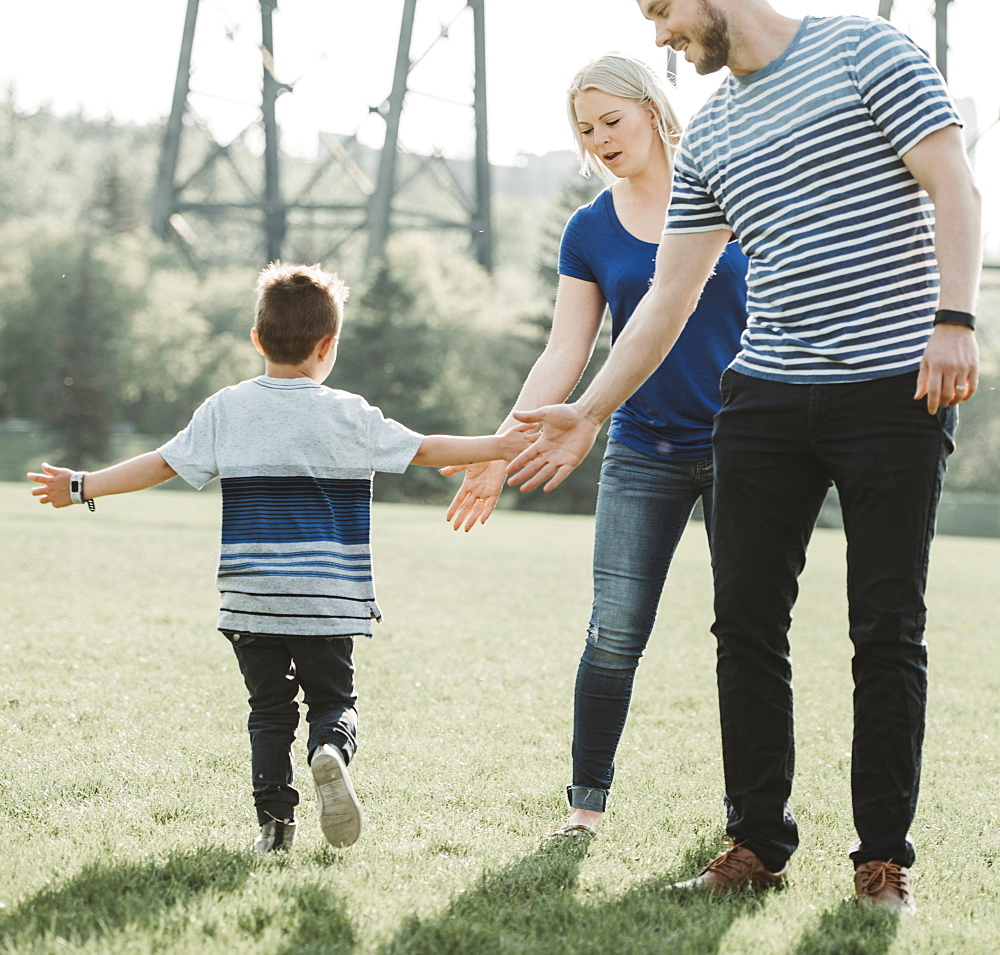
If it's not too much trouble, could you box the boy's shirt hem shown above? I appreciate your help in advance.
[158,376,423,637]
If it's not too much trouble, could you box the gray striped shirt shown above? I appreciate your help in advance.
[667,16,961,383]
[159,376,423,637]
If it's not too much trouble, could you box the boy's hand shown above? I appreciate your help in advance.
[27,462,74,508]
[441,460,508,531]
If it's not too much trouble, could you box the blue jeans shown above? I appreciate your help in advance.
[569,438,715,812]
[711,369,955,872]
[227,632,359,826]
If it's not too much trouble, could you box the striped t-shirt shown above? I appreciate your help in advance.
[666,16,962,383]
[158,376,423,637]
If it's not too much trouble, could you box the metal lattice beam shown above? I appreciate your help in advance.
[366,0,493,271]
[155,0,492,271]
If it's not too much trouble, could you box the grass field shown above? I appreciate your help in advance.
[0,480,997,954]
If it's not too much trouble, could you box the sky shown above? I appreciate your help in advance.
[2,0,998,251]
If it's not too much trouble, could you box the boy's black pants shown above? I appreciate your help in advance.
[227,632,358,826]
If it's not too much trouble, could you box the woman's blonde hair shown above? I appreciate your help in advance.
[567,52,683,183]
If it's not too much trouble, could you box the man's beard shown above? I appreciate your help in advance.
[693,0,731,75]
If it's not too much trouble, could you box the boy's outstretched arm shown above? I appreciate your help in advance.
[411,425,537,470]
[29,452,178,508]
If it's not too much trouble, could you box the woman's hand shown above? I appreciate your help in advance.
[441,459,509,531]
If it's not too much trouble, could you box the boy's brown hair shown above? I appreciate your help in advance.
[254,262,349,365]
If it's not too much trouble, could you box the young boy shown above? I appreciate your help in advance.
[29,262,533,854]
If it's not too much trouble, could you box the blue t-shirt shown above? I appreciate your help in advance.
[559,187,748,461]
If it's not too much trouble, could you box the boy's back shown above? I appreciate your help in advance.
[159,375,423,638]
[28,259,534,854]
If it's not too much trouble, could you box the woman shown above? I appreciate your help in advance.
[444,54,748,836]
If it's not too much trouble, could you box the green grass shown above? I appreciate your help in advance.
[0,480,997,953]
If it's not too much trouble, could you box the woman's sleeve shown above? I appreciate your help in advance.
[558,207,598,283]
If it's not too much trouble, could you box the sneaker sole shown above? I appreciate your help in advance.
[311,748,362,848]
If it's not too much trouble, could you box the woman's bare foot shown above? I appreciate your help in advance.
[552,808,603,837]
[568,808,603,831]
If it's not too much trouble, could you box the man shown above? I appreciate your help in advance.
[507,0,981,912]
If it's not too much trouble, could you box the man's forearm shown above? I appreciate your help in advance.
[934,179,982,313]
[574,229,729,424]
[902,124,982,314]
[574,286,695,426]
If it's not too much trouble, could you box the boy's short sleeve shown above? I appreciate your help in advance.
[855,19,961,157]
[362,402,424,473]
[157,397,220,489]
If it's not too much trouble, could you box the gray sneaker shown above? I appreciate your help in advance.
[253,818,297,853]
[311,743,362,848]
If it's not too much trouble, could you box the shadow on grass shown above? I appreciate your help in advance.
[381,836,770,955]
[791,899,901,955]
[264,882,356,955]
[0,846,255,950]
[0,846,359,953]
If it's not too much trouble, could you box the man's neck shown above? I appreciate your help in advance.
[726,11,803,77]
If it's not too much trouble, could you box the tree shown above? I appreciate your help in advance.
[510,175,610,515]
[333,237,516,502]
[0,229,138,463]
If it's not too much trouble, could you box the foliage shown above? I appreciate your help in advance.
[0,220,260,466]
[0,226,141,461]
[1,485,997,953]
[0,94,159,226]
[509,175,610,516]
[0,98,999,507]
[334,236,528,502]
[946,279,1000,492]
[119,266,260,436]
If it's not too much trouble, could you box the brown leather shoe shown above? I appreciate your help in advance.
[854,860,915,914]
[671,836,788,894]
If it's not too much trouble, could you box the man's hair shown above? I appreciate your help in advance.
[567,52,683,184]
[254,262,349,365]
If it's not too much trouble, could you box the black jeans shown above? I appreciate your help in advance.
[228,632,359,826]
[711,369,955,873]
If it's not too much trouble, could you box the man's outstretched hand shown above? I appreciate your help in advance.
[505,404,602,493]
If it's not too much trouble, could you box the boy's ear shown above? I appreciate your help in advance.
[316,333,338,361]
[250,327,265,356]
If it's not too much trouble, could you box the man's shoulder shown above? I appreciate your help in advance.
[685,74,735,131]
[809,13,913,50]
[804,13,892,35]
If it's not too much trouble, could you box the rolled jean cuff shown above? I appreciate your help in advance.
[311,732,355,765]
[566,785,608,812]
